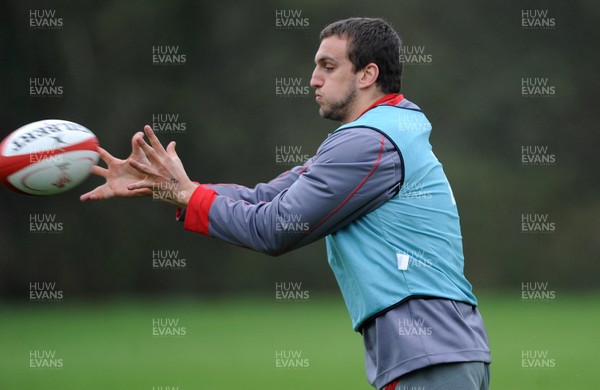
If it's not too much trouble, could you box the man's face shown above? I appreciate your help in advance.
[310,36,358,123]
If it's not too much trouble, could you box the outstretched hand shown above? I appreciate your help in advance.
[80,125,197,207]
[126,125,197,208]
[80,131,153,202]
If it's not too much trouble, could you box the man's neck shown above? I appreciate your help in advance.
[341,90,393,124]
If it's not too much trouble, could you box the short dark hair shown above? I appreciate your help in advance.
[320,18,403,93]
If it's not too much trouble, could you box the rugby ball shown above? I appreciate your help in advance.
[0,119,99,195]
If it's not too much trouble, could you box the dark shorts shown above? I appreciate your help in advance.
[363,299,491,389]
[384,361,491,390]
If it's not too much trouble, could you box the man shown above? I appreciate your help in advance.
[81,18,491,390]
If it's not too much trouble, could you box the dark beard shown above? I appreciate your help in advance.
[320,83,357,122]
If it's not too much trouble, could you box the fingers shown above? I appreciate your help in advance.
[166,141,177,157]
[131,132,145,147]
[128,155,153,175]
[143,125,168,155]
[127,187,153,197]
[97,146,117,165]
[127,178,153,191]
[137,125,178,165]
[136,135,159,163]
[80,185,109,202]
[79,191,95,202]
[89,165,109,178]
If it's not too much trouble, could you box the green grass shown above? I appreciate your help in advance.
[479,293,600,389]
[0,294,598,389]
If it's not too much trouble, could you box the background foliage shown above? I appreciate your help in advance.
[1,0,598,295]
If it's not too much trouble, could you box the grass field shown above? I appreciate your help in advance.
[0,294,598,389]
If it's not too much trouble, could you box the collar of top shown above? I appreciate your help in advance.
[356,93,404,119]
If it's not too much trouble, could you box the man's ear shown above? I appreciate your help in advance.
[358,63,379,89]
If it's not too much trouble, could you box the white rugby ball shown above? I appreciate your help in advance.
[0,119,99,195]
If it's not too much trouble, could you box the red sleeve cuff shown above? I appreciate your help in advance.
[182,185,218,235]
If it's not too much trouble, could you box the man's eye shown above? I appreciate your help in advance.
[325,66,334,71]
